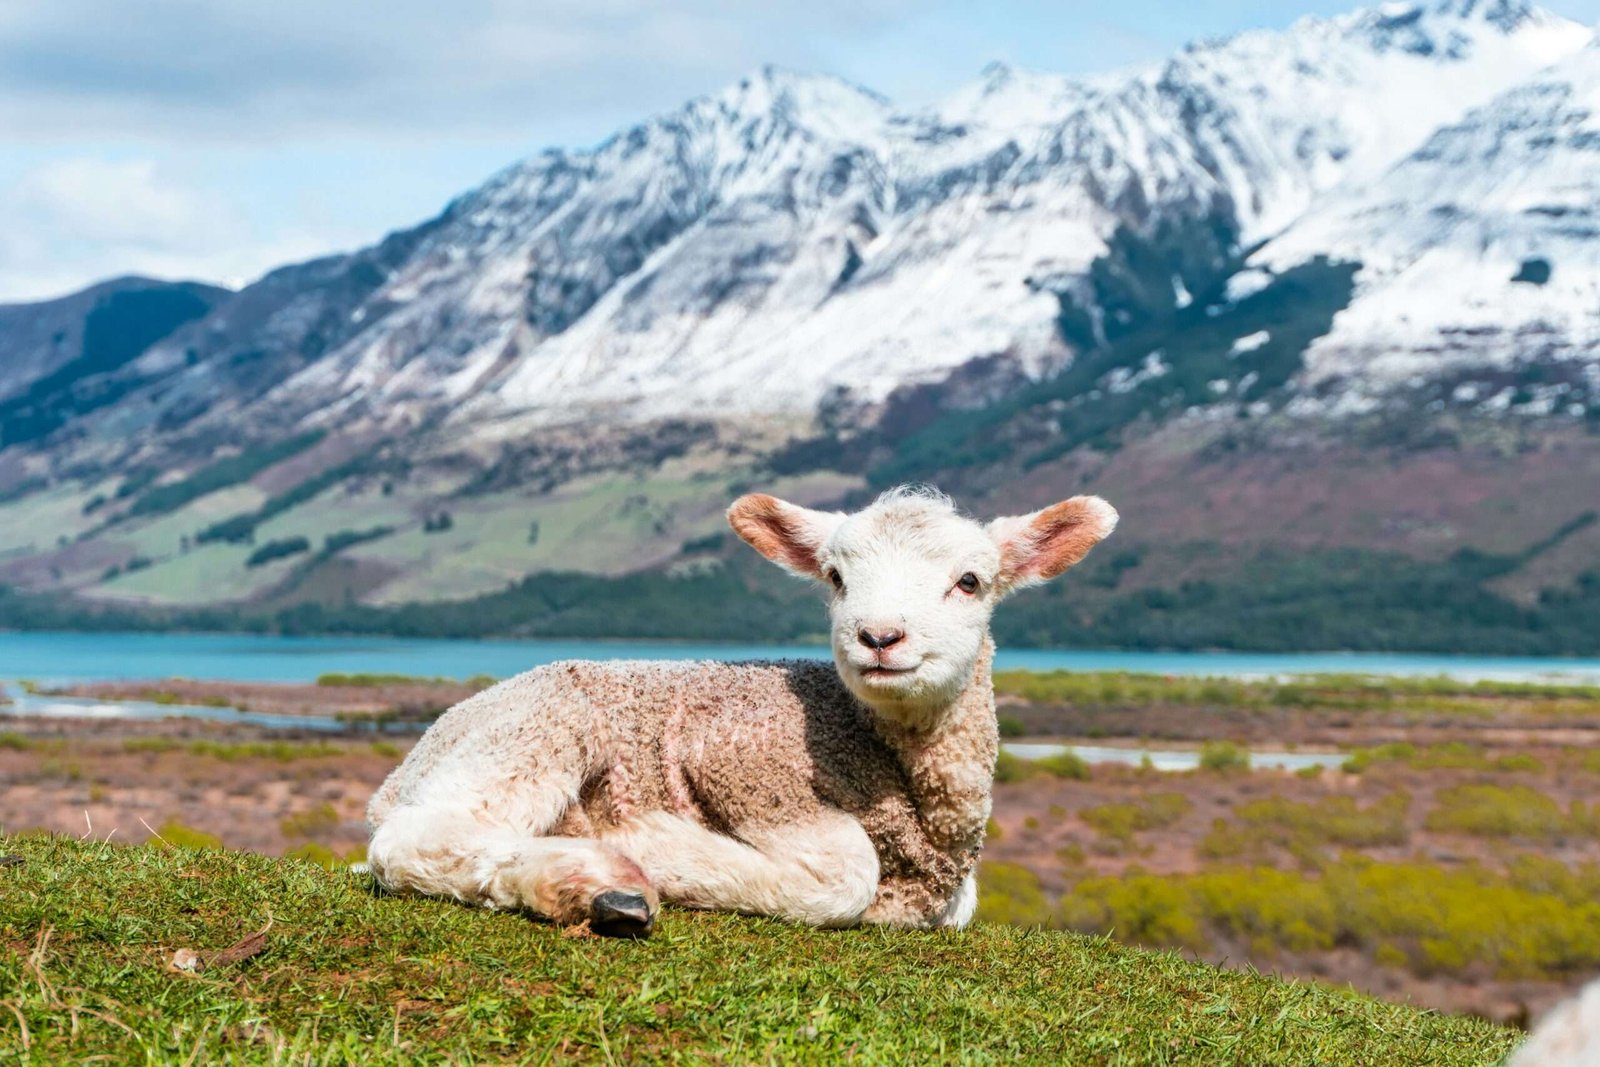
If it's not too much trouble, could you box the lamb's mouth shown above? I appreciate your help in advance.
[859,664,918,678]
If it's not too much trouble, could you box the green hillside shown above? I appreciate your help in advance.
[0,834,1517,1065]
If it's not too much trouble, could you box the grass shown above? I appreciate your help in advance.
[0,835,1516,1065]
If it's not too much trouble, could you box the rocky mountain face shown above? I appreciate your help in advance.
[0,0,1598,649]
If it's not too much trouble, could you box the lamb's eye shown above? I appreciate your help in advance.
[826,567,845,591]
[956,572,980,595]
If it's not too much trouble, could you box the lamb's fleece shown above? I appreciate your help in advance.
[368,642,997,924]
[1509,978,1600,1067]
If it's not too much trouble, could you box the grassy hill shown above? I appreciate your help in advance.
[0,835,1517,1064]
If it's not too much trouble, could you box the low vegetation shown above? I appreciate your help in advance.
[314,672,484,688]
[993,670,1600,712]
[993,749,1091,783]
[1058,858,1600,981]
[121,738,345,762]
[1344,743,1547,774]
[1425,784,1600,843]
[245,536,311,568]
[124,431,325,521]
[5,537,1600,654]
[1202,794,1411,864]
[0,835,1516,1064]
[1080,793,1191,849]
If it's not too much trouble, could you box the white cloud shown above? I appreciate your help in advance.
[0,1,915,143]
[0,157,348,300]
[11,158,234,246]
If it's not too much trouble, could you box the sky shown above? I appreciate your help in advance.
[3,0,1599,304]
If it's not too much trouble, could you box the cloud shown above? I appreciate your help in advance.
[0,157,342,300]
[11,158,233,245]
[0,1,916,144]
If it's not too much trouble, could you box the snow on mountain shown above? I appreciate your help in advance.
[39,1,1600,455]
[1253,37,1600,407]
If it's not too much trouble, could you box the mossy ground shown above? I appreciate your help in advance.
[0,834,1516,1065]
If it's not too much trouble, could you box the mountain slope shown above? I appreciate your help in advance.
[0,1,1598,638]
[10,0,1591,468]
[1254,37,1600,414]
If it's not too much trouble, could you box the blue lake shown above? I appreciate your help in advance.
[3,630,1600,686]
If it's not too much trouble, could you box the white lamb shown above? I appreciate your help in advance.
[366,486,1117,936]
[1508,977,1600,1066]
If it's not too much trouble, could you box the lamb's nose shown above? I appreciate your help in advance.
[858,627,905,650]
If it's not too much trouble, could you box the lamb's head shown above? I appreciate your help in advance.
[728,486,1118,725]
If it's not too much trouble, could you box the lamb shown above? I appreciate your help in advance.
[365,485,1117,937]
[1508,977,1600,1066]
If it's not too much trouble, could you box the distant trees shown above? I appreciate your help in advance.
[246,537,311,568]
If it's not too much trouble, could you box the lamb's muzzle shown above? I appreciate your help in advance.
[365,485,1117,936]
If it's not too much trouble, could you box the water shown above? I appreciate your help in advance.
[1004,742,1344,774]
[3,630,1600,686]
[4,631,1599,738]
[4,689,366,733]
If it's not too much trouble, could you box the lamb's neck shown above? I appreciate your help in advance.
[875,636,998,854]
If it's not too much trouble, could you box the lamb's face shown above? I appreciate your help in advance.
[818,499,1002,720]
[728,487,1119,727]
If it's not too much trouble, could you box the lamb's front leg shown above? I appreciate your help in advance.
[606,811,879,927]
[861,871,976,929]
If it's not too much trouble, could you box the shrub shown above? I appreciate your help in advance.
[152,821,222,850]
[123,738,341,761]
[1343,743,1545,775]
[280,803,340,840]
[1425,784,1578,841]
[1081,793,1192,846]
[1034,751,1091,780]
[997,716,1027,738]
[1062,859,1600,979]
[975,862,1054,926]
[1061,873,1205,949]
[993,750,1039,783]
[323,526,394,554]
[317,672,450,687]
[246,537,311,568]
[1199,741,1250,774]
[1236,792,1411,848]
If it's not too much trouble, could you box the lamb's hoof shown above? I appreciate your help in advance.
[589,891,655,939]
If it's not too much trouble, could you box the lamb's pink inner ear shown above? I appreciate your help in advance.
[993,496,1118,586]
[726,494,838,579]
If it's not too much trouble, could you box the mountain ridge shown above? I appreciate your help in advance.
[0,0,1597,645]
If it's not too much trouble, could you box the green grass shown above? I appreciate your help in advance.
[0,836,1515,1065]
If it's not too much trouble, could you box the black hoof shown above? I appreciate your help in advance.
[590,891,655,938]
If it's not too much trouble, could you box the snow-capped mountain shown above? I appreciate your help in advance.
[1254,35,1600,412]
[6,0,1598,467]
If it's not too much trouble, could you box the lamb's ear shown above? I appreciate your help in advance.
[987,496,1118,591]
[727,494,846,580]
